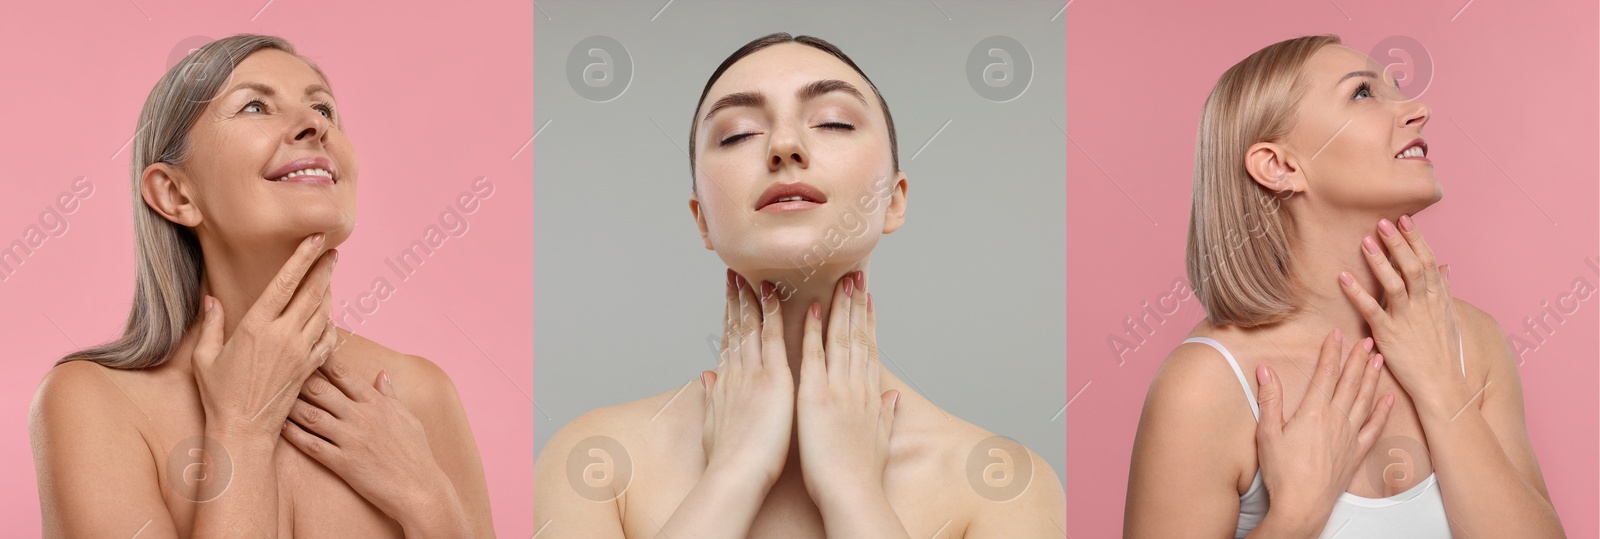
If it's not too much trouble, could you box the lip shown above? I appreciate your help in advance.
[755,181,828,211]
[266,156,338,184]
[1394,138,1430,163]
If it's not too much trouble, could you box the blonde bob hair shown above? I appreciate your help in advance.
[1186,34,1342,327]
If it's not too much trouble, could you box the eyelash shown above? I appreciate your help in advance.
[1352,81,1374,101]
[241,99,337,120]
[718,122,855,147]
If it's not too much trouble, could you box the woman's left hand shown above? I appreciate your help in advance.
[281,354,468,531]
[1339,214,1472,410]
[796,271,900,511]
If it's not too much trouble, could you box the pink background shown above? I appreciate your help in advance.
[1067,0,1597,537]
[0,1,531,536]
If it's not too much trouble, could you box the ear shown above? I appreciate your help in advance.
[1243,142,1304,195]
[688,192,714,250]
[879,170,909,235]
[140,162,203,227]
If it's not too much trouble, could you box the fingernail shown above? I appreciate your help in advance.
[810,302,821,319]
[892,393,901,410]
[1333,328,1342,341]
[382,370,392,387]
[855,271,865,290]
[1257,365,1272,384]
[760,281,774,301]
[1399,214,1414,233]
[1386,394,1396,406]
[1378,219,1397,237]
[844,276,854,297]
[1339,271,1355,286]
[1363,236,1379,254]
[312,233,325,246]
[203,296,213,312]
[867,292,874,313]
[1361,337,1373,352]
[1371,353,1384,370]
[283,420,291,431]
[726,268,734,289]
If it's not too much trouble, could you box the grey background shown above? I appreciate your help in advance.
[535,0,1066,486]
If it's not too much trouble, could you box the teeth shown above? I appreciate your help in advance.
[775,196,806,203]
[275,168,332,181]
[1395,146,1424,159]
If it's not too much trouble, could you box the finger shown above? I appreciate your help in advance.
[193,296,224,365]
[282,249,336,327]
[302,280,333,337]
[824,273,854,382]
[248,233,326,321]
[308,318,338,372]
[1339,271,1391,327]
[1397,214,1442,295]
[758,281,786,368]
[1356,394,1397,453]
[374,370,397,400]
[700,370,718,405]
[1361,234,1408,306]
[1331,337,1373,415]
[318,352,379,404]
[1254,365,1284,440]
[801,302,826,383]
[281,418,341,465]
[720,269,738,374]
[848,272,869,383]
[1301,328,1344,413]
[866,292,880,390]
[880,389,900,430]
[1376,218,1425,297]
[1350,353,1384,425]
[297,372,351,418]
[734,273,762,369]
[289,398,343,445]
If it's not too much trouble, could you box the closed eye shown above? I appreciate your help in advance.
[718,122,855,147]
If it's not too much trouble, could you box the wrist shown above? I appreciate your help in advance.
[398,478,471,538]
[1257,504,1326,539]
[810,479,886,515]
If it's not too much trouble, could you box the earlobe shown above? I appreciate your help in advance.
[140,163,202,227]
[688,194,713,250]
[880,172,908,235]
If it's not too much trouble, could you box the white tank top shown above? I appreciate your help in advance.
[1181,336,1458,539]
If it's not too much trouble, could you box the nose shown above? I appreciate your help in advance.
[290,106,331,143]
[767,120,808,171]
[1400,99,1430,131]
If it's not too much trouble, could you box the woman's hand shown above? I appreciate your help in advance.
[193,233,339,438]
[280,357,470,536]
[1339,215,1471,410]
[796,271,899,511]
[700,269,795,490]
[1253,329,1393,535]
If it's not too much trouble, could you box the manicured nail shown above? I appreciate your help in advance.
[1257,365,1272,384]
[1339,271,1355,286]
[855,271,865,290]
[810,302,821,319]
[283,420,291,431]
[760,281,774,300]
[844,276,854,297]
[1363,236,1379,254]
[312,233,325,246]
[726,268,735,289]
[1371,353,1384,370]
[1361,337,1373,352]
[1333,328,1343,341]
[1385,394,1396,406]
[1398,214,1414,233]
[1377,219,1397,237]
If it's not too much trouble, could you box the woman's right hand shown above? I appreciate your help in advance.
[1254,329,1394,535]
[700,269,794,489]
[193,233,340,439]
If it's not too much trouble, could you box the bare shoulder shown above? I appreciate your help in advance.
[333,330,459,407]
[31,360,142,429]
[536,377,703,461]
[952,418,1066,537]
[1449,297,1514,380]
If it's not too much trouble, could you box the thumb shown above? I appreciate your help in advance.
[881,390,901,424]
[1254,365,1283,437]
[193,296,224,365]
[374,370,396,398]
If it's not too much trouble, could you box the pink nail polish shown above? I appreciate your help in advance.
[726,268,735,289]
[1398,214,1414,233]
[1339,272,1355,286]
[844,276,854,297]
[1334,328,1343,341]
[760,281,774,300]
[1363,236,1379,254]
[1361,337,1373,352]
[810,302,821,319]
[1378,219,1397,237]
[1373,354,1385,370]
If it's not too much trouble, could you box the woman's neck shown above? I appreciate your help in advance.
[196,238,321,342]
[1268,209,1401,345]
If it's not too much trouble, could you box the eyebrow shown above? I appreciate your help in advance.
[1337,70,1400,89]
[224,81,334,99]
[702,79,869,122]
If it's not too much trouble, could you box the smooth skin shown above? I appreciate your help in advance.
[1125,44,1561,537]
[533,41,1064,538]
[30,48,493,537]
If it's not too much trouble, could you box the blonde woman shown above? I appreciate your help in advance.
[533,33,1065,538]
[1124,35,1564,538]
[28,35,494,537]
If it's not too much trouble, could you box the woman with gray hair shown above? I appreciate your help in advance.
[29,34,494,537]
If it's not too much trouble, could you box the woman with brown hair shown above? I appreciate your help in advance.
[1124,35,1563,538]
[29,35,494,537]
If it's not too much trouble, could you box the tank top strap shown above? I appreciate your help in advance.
[1182,337,1260,422]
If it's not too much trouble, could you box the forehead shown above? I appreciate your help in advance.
[701,42,872,111]
[227,49,327,90]
[1304,44,1391,86]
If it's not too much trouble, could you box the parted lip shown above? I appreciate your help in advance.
[755,181,828,210]
[265,156,338,182]
[1395,138,1428,158]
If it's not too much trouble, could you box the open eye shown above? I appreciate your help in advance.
[1352,81,1374,101]
[241,100,266,113]
[314,103,335,120]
